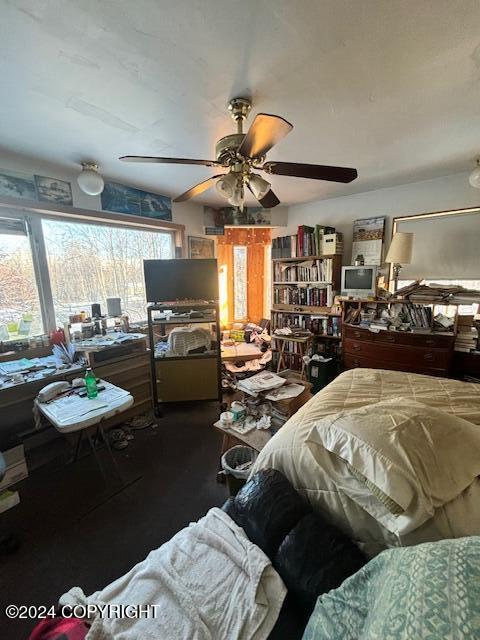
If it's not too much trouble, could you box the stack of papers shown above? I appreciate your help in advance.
[236,371,286,397]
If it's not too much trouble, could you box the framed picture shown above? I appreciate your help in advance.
[351,216,385,266]
[204,205,272,228]
[35,175,73,205]
[188,236,215,259]
[0,169,37,200]
[101,181,172,220]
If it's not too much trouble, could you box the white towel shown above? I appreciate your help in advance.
[60,508,286,640]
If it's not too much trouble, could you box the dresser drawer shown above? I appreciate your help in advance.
[344,325,374,341]
[343,338,451,368]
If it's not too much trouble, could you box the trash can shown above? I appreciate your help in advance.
[221,445,258,496]
[308,358,337,393]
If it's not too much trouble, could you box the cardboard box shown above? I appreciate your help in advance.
[0,445,28,491]
[322,233,343,255]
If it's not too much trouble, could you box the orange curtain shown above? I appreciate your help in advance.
[217,228,271,326]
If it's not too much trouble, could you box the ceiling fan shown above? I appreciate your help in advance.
[119,97,358,210]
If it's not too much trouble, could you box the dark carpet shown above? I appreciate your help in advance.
[0,402,228,639]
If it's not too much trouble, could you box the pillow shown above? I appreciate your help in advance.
[273,512,366,616]
[306,399,480,534]
[222,468,310,558]
[303,536,480,640]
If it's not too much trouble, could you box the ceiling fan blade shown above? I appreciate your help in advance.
[119,156,219,167]
[247,184,280,209]
[173,174,224,203]
[238,114,293,159]
[261,161,357,183]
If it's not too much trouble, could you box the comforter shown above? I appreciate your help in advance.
[251,368,480,555]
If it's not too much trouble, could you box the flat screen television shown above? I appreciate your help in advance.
[144,259,218,303]
[341,265,378,297]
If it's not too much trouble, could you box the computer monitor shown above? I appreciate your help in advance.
[341,265,377,297]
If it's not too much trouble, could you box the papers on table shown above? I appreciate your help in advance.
[235,370,286,397]
[46,395,109,424]
[0,358,42,375]
[264,383,305,401]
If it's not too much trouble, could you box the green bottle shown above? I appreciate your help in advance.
[84,367,98,399]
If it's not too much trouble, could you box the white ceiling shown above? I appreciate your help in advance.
[1,0,480,207]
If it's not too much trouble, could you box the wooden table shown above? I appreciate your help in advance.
[214,371,312,456]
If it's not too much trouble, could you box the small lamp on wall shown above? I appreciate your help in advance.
[386,232,414,291]
[77,162,104,196]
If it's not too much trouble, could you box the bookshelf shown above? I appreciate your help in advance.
[271,237,343,372]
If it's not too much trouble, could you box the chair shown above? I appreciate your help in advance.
[0,451,20,555]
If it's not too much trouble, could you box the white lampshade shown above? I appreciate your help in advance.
[248,174,271,200]
[385,232,413,264]
[469,161,480,188]
[77,162,104,196]
[216,172,237,199]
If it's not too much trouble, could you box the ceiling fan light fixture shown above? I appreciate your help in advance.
[77,162,104,196]
[228,183,244,208]
[249,173,271,200]
[469,158,480,189]
[215,172,237,198]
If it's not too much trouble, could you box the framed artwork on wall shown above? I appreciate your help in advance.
[34,175,73,205]
[188,236,215,259]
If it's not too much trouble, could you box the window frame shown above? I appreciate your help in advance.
[0,206,179,333]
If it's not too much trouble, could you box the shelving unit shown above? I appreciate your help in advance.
[271,253,343,373]
[147,302,222,412]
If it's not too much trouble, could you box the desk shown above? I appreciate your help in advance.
[0,350,152,449]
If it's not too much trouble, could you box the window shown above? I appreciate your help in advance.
[0,211,176,337]
[0,218,43,337]
[42,219,173,324]
[233,245,247,320]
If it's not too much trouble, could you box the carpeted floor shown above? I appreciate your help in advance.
[0,402,228,639]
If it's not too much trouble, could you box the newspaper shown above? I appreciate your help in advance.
[264,383,305,401]
[235,371,286,397]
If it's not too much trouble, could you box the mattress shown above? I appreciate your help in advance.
[252,368,480,555]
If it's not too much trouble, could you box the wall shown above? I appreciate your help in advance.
[279,172,480,268]
[0,149,207,240]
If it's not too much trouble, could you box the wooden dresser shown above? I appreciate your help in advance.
[343,324,455,377]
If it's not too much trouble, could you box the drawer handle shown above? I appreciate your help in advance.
[424,353,434,360]
[353,331,362,338]
[352,344,361,351]
[425,339,436,346]
[385,335,396,342]
[353,360,360,367]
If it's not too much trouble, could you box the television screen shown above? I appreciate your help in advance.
[344,267,374,290]
[143,259,218,302]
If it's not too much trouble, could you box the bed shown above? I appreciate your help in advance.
[251,368,480,556]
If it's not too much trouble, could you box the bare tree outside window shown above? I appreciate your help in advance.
[42,220,173,324]
[0,234,43,335]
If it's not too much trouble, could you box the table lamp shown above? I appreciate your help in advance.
[386,232,414,291]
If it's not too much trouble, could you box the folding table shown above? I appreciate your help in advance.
[35,380,133,481]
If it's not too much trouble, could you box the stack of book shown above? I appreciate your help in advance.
[455,315,478,352]
[272,225,335,258]
[273,258,333,283]
[273,284,333,307]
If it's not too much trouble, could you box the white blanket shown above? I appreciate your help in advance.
[60,508,286,640]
